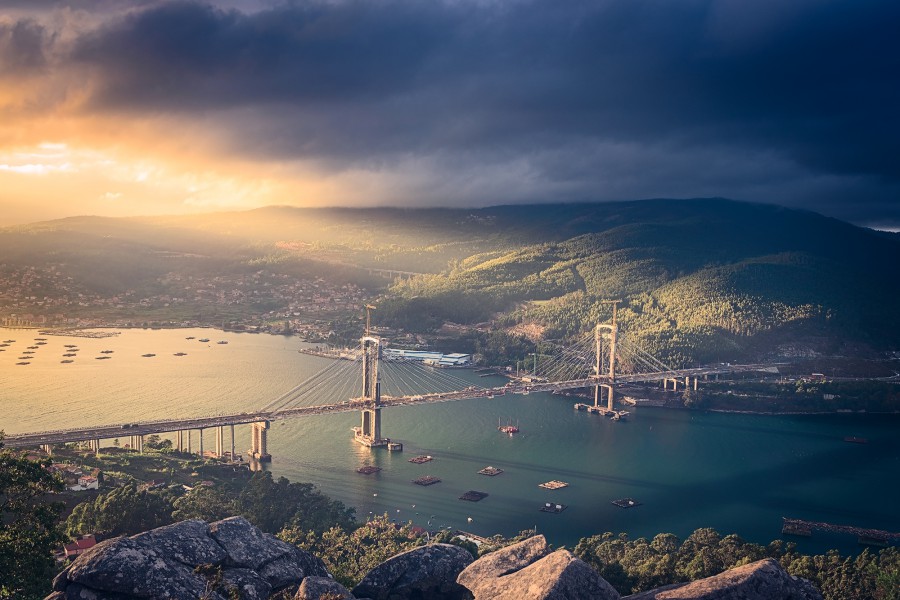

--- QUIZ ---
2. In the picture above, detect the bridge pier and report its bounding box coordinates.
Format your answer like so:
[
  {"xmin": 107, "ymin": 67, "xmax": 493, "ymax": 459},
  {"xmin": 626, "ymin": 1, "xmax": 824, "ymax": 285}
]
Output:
[
  {"xmin": 215, "ymin": 426, "xmax": 224, "ymax": 458},
  {"xmin": 248, "ymin": 421, "xmax": 271, "ymax": 462},
  {"xmin": 230, "ymin": 424, "xmax": 236, "ymax": 461},
  {"xmin": 199, "ymin": 428, "xmax": 204, "ymax": 458},
  {"xmin": 176, "ymin": 430, "xmax": 183, "ymax": 453},
  {"xmin": 353, "ymin": 335, "xmax": 390, "ymax": 447},
  {"xmin": 40, "ymin": 443, "xmax": 52, "ymax": 456}
]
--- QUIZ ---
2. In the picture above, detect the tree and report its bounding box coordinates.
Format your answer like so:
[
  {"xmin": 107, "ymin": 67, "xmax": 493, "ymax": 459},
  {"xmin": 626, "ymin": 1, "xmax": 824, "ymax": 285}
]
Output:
[
  {"xmin": 172, "ymin": 486, "xmax": 235, "ymax": 522},
  {"xmin": 66, "ymin": 483, "xmax": 174, "ymax": 537},
  {"xmin": 237, "ymin": 472, "xmax": 355, "ymax": 534},
  {"xmin": 0, "ymin": 433, "xmax": 66, "ymax": 600}
]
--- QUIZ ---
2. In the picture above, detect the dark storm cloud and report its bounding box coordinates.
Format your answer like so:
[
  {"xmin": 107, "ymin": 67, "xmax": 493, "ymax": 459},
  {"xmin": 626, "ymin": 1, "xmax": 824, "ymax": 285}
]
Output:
[
  {"xmin": 11, "ymin": 0, "xmax": 900, "ymax": 223},
  {"xmin": 0, "ymin": 19, "xmax": 50, "ymax": 75}
]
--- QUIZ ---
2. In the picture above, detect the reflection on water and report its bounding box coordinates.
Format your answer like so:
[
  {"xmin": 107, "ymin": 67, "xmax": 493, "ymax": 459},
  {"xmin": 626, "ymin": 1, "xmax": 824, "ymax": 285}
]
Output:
[{"xmin": 2, "ymin": 327, "xmax": 898, "ymax": 555}]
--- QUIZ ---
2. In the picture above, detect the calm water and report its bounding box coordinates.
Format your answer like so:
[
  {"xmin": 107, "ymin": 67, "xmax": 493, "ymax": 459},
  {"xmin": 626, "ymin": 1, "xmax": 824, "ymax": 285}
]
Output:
[{"xmin": 2, "ymin": 327, "xmax": 898, "ymax": 554}]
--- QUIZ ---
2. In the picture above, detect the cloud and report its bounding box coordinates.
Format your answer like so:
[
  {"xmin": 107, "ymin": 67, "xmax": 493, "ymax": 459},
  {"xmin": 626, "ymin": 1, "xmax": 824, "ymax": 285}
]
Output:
[{"xmin": 1, "ymin": 0, "xmax": 899, "ymax": 225}]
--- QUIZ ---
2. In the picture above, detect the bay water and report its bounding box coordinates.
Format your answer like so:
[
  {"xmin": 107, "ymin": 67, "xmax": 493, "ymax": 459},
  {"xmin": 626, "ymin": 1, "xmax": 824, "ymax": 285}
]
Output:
[{"xmin": 2, "ymin": 327, "xmax": 897, "ymax": 555}]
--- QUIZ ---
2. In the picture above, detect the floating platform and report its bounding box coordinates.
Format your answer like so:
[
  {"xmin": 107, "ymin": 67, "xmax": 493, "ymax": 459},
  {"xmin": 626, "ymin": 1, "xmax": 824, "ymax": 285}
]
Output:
[
  {"xmin": 459, "ymin": 490, "xmax": 489, "ymax": 502},
  {"xmin": 539, "ymin": 480, "xmax": 569, "ymax": 490},
  {"xmin": 611, "ymin": 498, "xmax": 642, "ymax": 508},
  {"xmin": 387, "ymin": 442, "xmax": 403, "ymax": 452},
  {"xmin": 478, "ymin": 466, "xmax": 504, "ymax": 476},
  {"xmin": 356, "ymin": 466, "xmax": 382, "ymax": 475},
  {"xmin": 540, "ymin": 502, "xmax": 567, "ymax": 514},
  {"xmin": 412, "ymin": 475, "xmax": 441, "ymax": 486},
  {"xmin": 409, "ymin": 455, "xmax": 433, "ymax": 464}
]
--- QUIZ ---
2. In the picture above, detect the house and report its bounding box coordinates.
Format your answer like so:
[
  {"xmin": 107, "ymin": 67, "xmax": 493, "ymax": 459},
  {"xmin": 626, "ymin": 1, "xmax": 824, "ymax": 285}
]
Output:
[{"xmin": 63, "ymin": 535, "xmax": 97, "ymax": 559}]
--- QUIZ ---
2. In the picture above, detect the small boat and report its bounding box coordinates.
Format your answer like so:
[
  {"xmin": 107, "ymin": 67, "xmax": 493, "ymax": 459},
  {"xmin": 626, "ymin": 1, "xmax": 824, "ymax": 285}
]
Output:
[
  {"xmin": 498, "ymin": 418, "xmax": 520, "ymax": 435},
  {"xmin": 843, "ymin": 436, "xmax": 869, "ymax": 444},
  {"xmin": 62, "ymin": 353, "xmax": 76, "ymax": 357},
  {"xmin": 3, "ymin": 339, "xmax": 14, "ymax": 343},
  {"xmin": 61, "ymin": 359, "xmax": 74, "ymax": 364},
  {"xmin": 27, "ymin": 345, "xmax": 38, "ymax": 349},
  {"xmin": 217, "ymin": 340, "xmax": 228, "ymax": 344},
  {"xmin": 22, "ymin": 350, "xmax": 35, "ymax": 354},
  {"xmin": 95, "ymin": 356, "xmax": 112, "ymax": 360},
  {"xmin": 174, "ymin": 352, "xmax": 187, "ymax": 356},
  {"xmin": 141, "ymin": 353, "xmax": 156, "ymax": 357},
  {"xmin": 198, "ymin": 338, "xmax": 210, "ymax": 343},
  {"xmin": 0, "ymin": 343, "xmax": 9, "ymax": 347},
  {"xmin": 16, "ymin": 361, "xmax": 30, "ymax": 365},
  {"xmin": 64, "ymin": 344, "xmax": 77, "ymax": 348},
  {"xmin": 35, "ymin": 341, "xmax": 47, "ymax": 345},
  {"xmin": 185, "ymin": 336, "xmax": 195, "ymax": 340},
  {"xmin": 34, "ymin": 337, "xmax": 47, "ymax": 341},
  {"xmin": 100, "ymin": 350, "xmax": 114, "ymax": 354}
]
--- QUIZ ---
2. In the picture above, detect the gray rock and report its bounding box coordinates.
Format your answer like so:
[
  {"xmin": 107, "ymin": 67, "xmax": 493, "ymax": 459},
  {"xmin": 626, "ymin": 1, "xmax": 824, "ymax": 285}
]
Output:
[
  {"xmin": 352, "ymin": 543, "xmax": 474, "ymax": 600},
  {"xmin": 65, "ymin": 536, "xmax": 209, "ymax": 598},
  {"xmin": 456, "ymin": 535, "xmax": 550, "ymax": 591},
  {"xmin": 132, "ymin": 519, "xmax": 226, "ymax": 567},
  {"xmin": 459, "ymin": 546, "xmax": 619, "ymax": 600},
  {"xmin": 624, "ymin": 558, "xmax": 822, "ymax": 599},
  {"xmin": 258, "ymin": 534, "xmax": 330, "ymax": 589},
  {"xmin": 296, "ymin": 576, "xmax": 355, "ymax": 599},
  {"xmin": 209, "ymin": 516, "xmax": 291, "ymax": 570},
  {"xmin": 43, "ymin": 593, "xmax": 66, "ymax": 600},
  {"xmin": 220, "ymin": 568, "xmax": 273, "ymax": 600},
  {"xmin": 62, "ymin": 582, "xmax": 141, "ymax": 599}
]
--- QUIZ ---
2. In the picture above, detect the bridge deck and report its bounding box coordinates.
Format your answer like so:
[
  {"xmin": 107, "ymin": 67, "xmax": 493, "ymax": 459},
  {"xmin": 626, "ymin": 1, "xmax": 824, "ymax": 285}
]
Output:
[{"xmin": 2, "ymin": 364, "xmax": 770, "ymax": 448}]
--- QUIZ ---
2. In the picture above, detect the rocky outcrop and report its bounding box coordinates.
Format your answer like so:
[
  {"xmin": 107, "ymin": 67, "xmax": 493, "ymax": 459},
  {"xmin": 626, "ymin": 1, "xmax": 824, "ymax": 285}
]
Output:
[
  {"xmin": 456, "ymin": 535, "xmax": 619, "ymax": 600},
  {"xmin": 46, "ymin": 522, "xmax": 822, "ymax": 600},
  {"xmin": 352, "ymin": 543, "xmax": 474, "ymax": 600},
  {"xmin": 624, "ymin": 558, "xmax": 822, "ymax": 600},
  {"xmin": 49, "ymin": 517, "xmax": 328, "ymax": 600}
]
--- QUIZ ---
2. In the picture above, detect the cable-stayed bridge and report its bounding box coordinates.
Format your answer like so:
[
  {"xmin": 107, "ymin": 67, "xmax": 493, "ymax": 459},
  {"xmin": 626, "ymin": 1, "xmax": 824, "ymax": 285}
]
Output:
[{"xmin": 3, "ymin": 319, "xmax": 773, "ymax": 459}]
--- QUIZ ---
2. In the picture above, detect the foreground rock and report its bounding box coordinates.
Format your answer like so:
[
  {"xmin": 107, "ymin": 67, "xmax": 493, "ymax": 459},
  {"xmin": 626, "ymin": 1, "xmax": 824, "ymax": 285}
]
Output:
[
  {"xmin": 352, "ymin": 543, "xmax": 474, "ymax": 600},
  {"xmin": 624, "ymin": 558, "xmax": 822, "ymax": 600},
  {"xmin": 48, "ymin": 517, "xmax": 328, "ymax": 600},
  {"xmin": 457, "ymin": 535, "xmax": 620, "ymax": 600},
  {"xmin": 297, "ymin": 576, "xmax": 355, "ymax": 599}
]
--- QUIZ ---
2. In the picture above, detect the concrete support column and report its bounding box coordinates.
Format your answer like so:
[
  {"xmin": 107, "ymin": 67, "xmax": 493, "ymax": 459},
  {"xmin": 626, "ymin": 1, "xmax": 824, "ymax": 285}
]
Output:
[
  {"xmin": 176, "ymin": 430, "xmax": 183, "ymax": 452},
  {"xmin": 187, "ymin": 430, "xmax": 192, "ymax": 454},
  {"xmin": 607, "ymin": 385, "xmax": 614, "ymax": 411},
  {"xmin": 694, "ymin": 377, "xmax": 699, "ymax": 391},
  {"xmin": 230, "ymin": 425, "xmax": 235, "ymax": 461},
  {"xmin": 93, "ymin": 439, "xmax": 100, "ymax": 456},
  {"xmin": 215, "ymin": 426, "xmax": 224, "ymax": 458},
  {"xmin": 249, "ymin": 421, "xmax": 271, "ymax": 462},
  {"xmin": 138, "ymin": 435, "xmax": 144, "ymax": 454},
  {"xmin": 684, "ymin": 376, "xmax": 690, "ymax": 389},
  {"xmin": 198, "ymin": 429, "xmax": 204, "ymax": 457}
]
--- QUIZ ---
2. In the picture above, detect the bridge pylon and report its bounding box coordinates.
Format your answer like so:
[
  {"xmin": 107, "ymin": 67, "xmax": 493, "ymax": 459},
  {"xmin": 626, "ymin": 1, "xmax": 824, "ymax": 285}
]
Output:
[
  {"xmin": 593, "ymin": 302, "xmax": 619, "ymax": 411},
  {"xmin": 248, "ymin": 421, "xmax": 272, "ymax": 462},
  {"xmin": 352, "ymin": 335, "xmax": 389, "ymax": 447}
]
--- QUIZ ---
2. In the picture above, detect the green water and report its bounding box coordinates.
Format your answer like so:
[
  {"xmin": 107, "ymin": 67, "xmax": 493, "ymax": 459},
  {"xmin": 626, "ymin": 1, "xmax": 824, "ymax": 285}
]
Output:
[{"xmin": 2, "ymin": 327, "xmax": 898, "ymax": 554}]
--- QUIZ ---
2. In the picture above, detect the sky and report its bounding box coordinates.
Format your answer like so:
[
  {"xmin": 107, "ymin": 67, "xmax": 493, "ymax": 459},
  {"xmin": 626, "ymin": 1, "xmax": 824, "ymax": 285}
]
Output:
[{"xmin": 1, "ymin": 0, "xmax": 898, "ymax": 229}]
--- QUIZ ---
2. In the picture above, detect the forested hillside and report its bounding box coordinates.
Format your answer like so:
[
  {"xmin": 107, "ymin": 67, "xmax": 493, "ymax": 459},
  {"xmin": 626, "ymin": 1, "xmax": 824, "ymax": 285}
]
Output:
[{"xmin": 377, "ymin": 201, "xmax": 900, "ymax": 365}]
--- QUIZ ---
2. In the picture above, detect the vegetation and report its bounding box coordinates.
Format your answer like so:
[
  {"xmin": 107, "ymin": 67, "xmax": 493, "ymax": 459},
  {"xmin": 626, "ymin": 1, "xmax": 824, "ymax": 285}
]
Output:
[
  {"xmin": 0, "ymin": 434, "xmax": 66, "ymax": 600},
  {"xmin": 574, "ymin": 528, "xmax": 900, "ymax": 600}
]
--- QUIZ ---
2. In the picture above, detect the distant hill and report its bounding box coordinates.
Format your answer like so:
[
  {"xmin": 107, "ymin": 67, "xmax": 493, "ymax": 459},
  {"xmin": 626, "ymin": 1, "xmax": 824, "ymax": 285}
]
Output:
[{"xmin": 1, "ymin": 199, "xmax": 897, "ymax": 364}]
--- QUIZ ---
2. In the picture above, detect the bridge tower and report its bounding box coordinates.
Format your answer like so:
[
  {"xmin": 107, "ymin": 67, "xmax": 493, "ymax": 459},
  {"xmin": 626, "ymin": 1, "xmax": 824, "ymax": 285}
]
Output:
[
  {"xmin": 353, "ymin": 335, "xmax": 388, "ymax": 447},
  {"xmin": 248, "ymin": 421, "xmax": 271, "ymax": 462},
  {"xmin": 594, "ymin": 301, "xmax": 620, "ymax": 411}
]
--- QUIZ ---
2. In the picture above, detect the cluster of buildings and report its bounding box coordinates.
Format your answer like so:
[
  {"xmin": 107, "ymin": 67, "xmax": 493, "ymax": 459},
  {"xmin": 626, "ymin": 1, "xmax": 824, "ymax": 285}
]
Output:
[
  {"xmin": 47, "ymin": 463, "xmax": 102, "ymax": 492},
  {"xmin": 382, "ymin": 348, "xmax": 472, "ymax": 366},
  {"xmin": 0, "ymin": 263, "xmax": 369, "ymax": 339}
]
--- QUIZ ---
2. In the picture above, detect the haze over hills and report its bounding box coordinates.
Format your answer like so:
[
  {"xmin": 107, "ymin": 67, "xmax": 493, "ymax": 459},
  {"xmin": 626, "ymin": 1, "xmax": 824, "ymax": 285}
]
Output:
[{"xmin": 2, "ymin": 198, "xmax": 898, "ymax": 365}]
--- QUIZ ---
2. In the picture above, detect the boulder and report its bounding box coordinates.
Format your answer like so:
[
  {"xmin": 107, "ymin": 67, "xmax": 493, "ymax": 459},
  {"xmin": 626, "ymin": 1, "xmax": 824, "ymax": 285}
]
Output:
[
  {"xmin": 352, "ymin": 543, "xmax": 474, "ymax": 600},
  {"xmin": 60, "ymin": 583, "xmax": 142, "ymax": 599},
  {"xmin": 209, "ymin": 516, "xmax": 290, "ymax": 570},
  {"xmin": 623, "ymin": 558, "xmax": 821, "ymax": 599},
  {"xmin": 132, "ymin": 519, "xmax": 226, "ymax": 567},
  {"xmin": 457, "ymin": 535, "xmax": 550, "ymax": 590},
  {"xmin": 63, "ymin": 536, "xmax": 210, "ymax": 598},
  {"xmin": 296, "ymin": 576, "xmax": 355, "ymax": 599},
  {"xmin": 458, "ymin": 544, "xmax": 619, "ymax": 600},
  {"xmin": 258, "ymin": 534, "xmax": 330, "ymax": 589}
]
